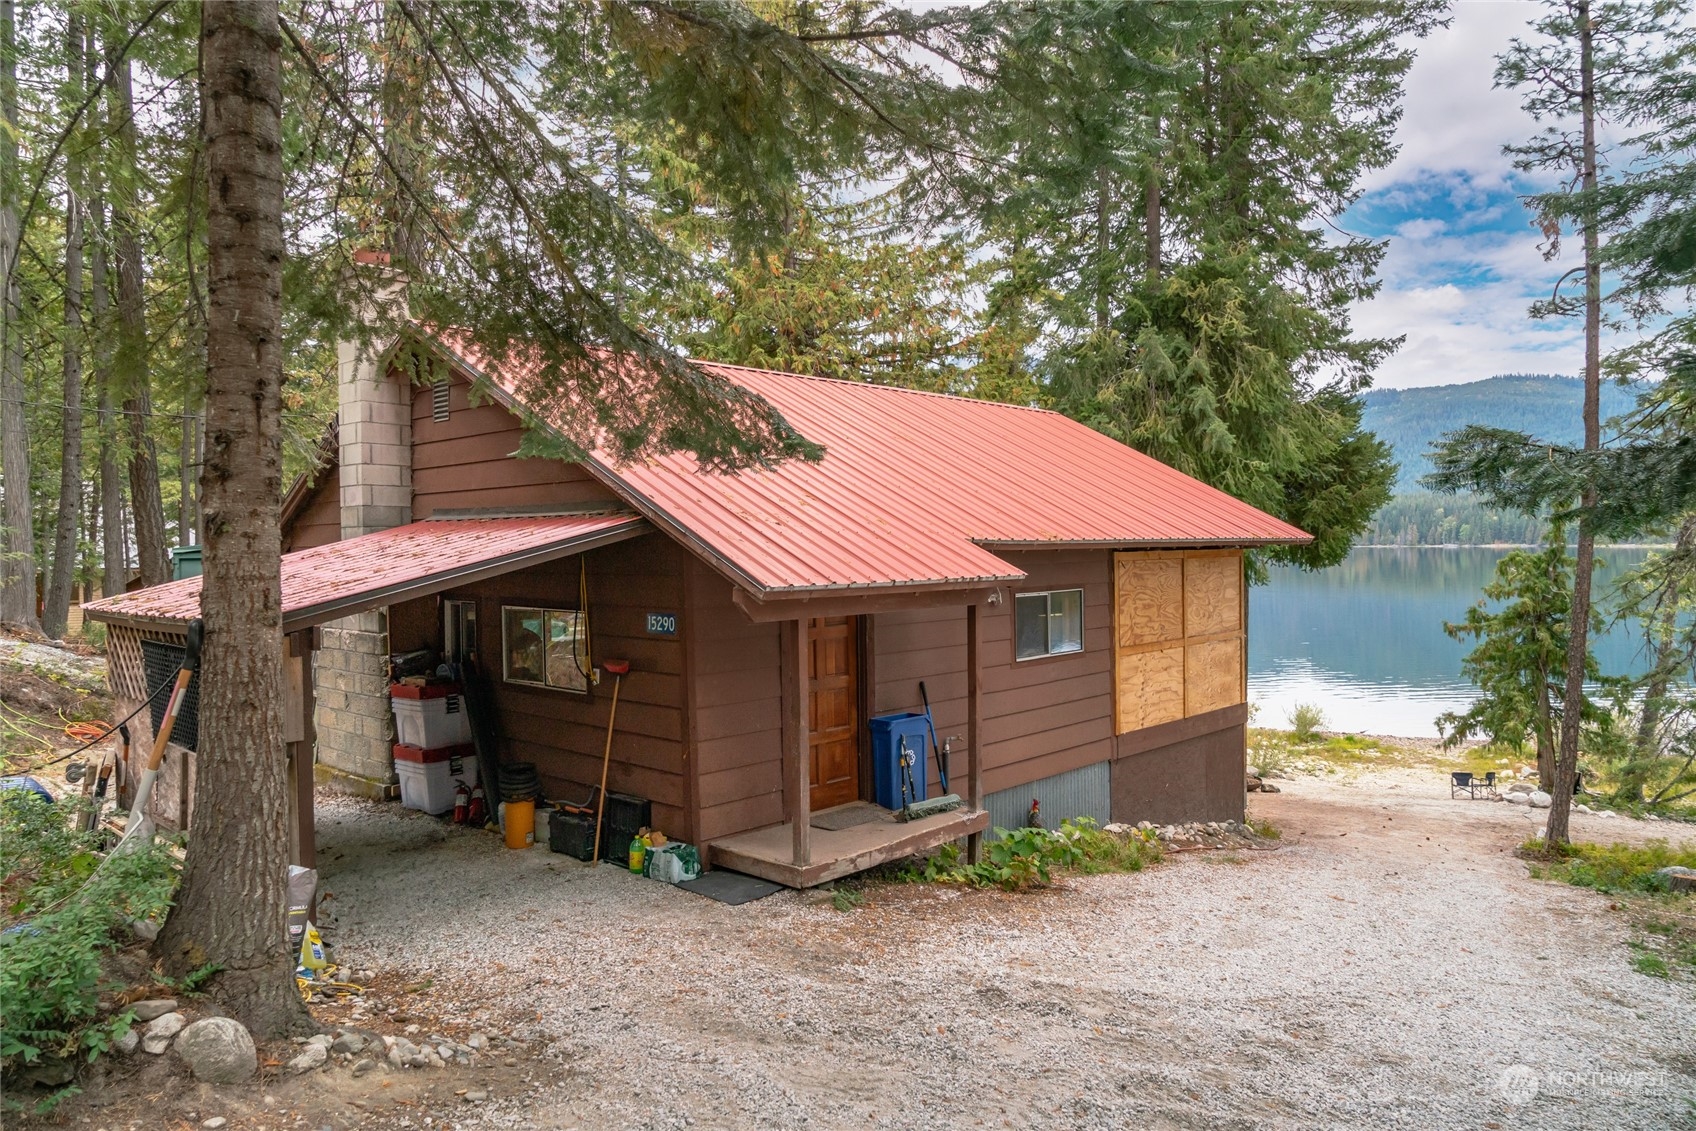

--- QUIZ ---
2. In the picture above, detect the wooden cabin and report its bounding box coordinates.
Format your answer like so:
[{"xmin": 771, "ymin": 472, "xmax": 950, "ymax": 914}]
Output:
[{"xmin": 85, "ymin": 328, "xmax": 1307, "ymax": 887}]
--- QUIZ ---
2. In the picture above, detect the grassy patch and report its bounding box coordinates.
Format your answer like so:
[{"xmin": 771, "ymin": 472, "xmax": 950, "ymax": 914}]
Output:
[
  {"xmin": 830, "ymin": 887, "xmax": 864, "ymax": 913},
  {"xmin": 1525, "ymin": 839, "xmax": 1696, "ymax": 984},
  {"xmin": 1630, "ymin": 945, "xmax": 1669, "ymax": 978},
  {"xmin": 1523, "ymin": 838, "xmax": 1696, "ymax": 894},
  {"xmin": 1245, "ymin": 816, "xmax": 1281, "ymax": 840}
]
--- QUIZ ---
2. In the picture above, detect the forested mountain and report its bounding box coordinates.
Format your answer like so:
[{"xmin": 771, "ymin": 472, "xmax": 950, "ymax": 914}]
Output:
[
  {"xmin": 1357, "ymin": 374, "xmax": 1647, "ymax": 545},
  {"xmin": 1361, "ymin": 374, "xmax": 1638, "ymax": 490}
]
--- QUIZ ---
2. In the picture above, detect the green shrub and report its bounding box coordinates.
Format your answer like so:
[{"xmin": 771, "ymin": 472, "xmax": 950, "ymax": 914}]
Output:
[
  {"xmin": 1, "ymin": 790, "xmax": 176, "ymax": 1104},
  {"xmin": 1288, "ymin": 703, "xmax": 1326, "ymax": 742},
  {"xmin": 1524, "ymin": 838, "xmax": 1696, "ymax": 894},
  {"xmin": 906, "ymin": 818, "xmax": 1161, "ymax": 891}
]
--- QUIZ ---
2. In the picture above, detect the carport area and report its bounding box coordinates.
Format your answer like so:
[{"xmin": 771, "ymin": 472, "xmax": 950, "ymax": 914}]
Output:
[{"xmin": 80, "ymin": 511, "xmax": 650, "ymax": 871}]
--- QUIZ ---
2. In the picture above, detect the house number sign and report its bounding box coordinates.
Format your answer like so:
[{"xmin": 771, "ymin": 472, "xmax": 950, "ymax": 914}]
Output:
[{"xmin": 645, "ymin": 612, "xmax": 678, "ymax": 637}]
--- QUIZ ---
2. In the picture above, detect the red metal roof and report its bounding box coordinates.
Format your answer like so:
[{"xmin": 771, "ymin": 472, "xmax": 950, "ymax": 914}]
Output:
[
  {"xmin": 84, "ymin": 513, "xmax": 647, "ymax": 629},
  {"xmin": 434, "ymin": 335, "xmax": 1309, "ymax": 595}
]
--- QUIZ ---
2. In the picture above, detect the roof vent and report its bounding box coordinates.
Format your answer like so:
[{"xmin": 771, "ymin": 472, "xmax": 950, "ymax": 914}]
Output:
[{"xmin": 431, "ymin": 379, "xmax": 451, "ymax": 422}]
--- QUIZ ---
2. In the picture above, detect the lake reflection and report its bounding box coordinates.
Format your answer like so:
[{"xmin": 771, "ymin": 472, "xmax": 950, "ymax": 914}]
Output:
[{"xmin": 1247, "ymin": 547, "xmax": 1657, "ymax": 738}]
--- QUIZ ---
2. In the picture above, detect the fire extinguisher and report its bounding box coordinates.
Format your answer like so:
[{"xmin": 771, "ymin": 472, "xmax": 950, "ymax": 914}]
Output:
[
  {"xmin": 467, "ymin": 783, "xmax": 487, "ymax": 827},
  {"xmin": 452, "ymin": 780, "xmax": 470, "ymax": 825}
]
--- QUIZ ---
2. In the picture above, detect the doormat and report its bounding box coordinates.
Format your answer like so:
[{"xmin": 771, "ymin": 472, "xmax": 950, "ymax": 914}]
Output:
[
  {"xmin": 676, "ymin": 870, "xmax": 785, "ymax": 905},
  {"xmin": 810, "ymin": 802, "xmax": 894, "ymax": 832}
]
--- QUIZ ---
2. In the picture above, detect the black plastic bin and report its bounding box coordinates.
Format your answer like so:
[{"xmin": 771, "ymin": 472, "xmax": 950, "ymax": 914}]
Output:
[
  {"xmin": 600, "ymin": 792, "xmax": 652, "ymax": 863},
  {"xmin": 548, "ymin": 809, "xmax": 597, "ymax": 861}
]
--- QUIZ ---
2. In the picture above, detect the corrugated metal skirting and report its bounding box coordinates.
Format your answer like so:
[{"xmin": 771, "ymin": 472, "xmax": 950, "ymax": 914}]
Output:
[{"xmin": 985, "ymin": 760, "xmax": 1111, "ymax": 839}]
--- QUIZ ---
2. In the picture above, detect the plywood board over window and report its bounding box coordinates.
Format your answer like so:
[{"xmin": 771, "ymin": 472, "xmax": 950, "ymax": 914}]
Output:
[{"xmin": 1112, "ymin": 550, "xmax": 1245, "ymax": 733}]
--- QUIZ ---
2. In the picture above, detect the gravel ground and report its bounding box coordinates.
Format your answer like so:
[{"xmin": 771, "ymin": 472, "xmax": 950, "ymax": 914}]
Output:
[{"xmin": 315, "ymin": 773, "xmax": 1696, "ymax": 1131}]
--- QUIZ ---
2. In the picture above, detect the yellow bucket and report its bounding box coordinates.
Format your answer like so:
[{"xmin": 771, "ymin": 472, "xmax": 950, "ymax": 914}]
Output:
[{"xmin": 504, "ymin": 798, "xmax": 535, "ymax": 849}]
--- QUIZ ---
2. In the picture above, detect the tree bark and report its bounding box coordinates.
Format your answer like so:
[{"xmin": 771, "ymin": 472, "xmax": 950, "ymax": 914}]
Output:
[
  {"xmin": 158, "ymin": 0, "xmax": 307, "ymax": 1038},
  {"xmin": 108, "ymin": 46, "xmax": 170, "ymax": 587},
  {"xmin": 44, "ymin": 13, "xmax": 88, "ymax": 639},
  {"xmin": 0, "ymin": 0, "xmax": 39, "ymax": 632},
  {"xmin": 92, "ymin": 202, "xmax": 126, "ymax": 598},
  {"xmin": 1546, "ymin": 0, "xmax": 1598, "ymax": 848}
]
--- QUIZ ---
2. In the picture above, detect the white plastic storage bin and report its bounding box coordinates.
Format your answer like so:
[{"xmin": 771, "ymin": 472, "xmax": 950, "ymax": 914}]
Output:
[
  {"xmin": 392, "ymin": 694, "xmax": 472, "ymax": 748},
  {"xmin": 394, "ymin": 743, "xmax": 478, "ymax": 814}
]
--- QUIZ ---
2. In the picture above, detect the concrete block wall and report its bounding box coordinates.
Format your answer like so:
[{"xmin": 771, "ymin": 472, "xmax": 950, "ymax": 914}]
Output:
[{"xmin": 315, "ymin": 324, "xmax": 413, "ymax": 795}]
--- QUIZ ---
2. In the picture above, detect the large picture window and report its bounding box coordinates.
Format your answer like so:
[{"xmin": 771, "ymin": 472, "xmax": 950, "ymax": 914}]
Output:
[
  {"xmin": 1014, "ymin": 589, "xmax": 1084, "ymax": 660},
  {"xmin": 502, "ymin": 606, "xmax": 587, "ymax": 692}
]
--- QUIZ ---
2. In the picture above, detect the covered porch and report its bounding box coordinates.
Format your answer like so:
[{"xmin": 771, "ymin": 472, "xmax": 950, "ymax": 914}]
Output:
[
  {"xmin": 710, "ymin": 803, "xmax": 990, "ymax": 888},
  {"xmin": 715, "ymin": 596, "xmax": 992, "ymax": 888}
]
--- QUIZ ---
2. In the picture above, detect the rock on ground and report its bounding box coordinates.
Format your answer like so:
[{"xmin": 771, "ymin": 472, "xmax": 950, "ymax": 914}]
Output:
[
  {"xmin": 285, "ymin": 1043, "xmax": 329, "ymax": 1074},
  {"xmin": 174, "ymin": 1017, "xmax": 257, "ymax": 1084}
]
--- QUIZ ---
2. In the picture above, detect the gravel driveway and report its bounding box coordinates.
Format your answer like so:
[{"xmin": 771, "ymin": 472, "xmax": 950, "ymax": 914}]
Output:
[{"xmin": 315, "ymin": 772, "xmax": 1696, "ymax": 1131}]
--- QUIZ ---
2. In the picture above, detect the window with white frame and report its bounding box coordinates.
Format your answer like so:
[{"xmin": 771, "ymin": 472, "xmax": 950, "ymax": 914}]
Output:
[
  {"xmin": 1014, "ymin": 589, "xmax": 1084, "ymax": 660},
  {"xmin": 502, "ymin": 606, "xmax": 587, "ymax": 692}
]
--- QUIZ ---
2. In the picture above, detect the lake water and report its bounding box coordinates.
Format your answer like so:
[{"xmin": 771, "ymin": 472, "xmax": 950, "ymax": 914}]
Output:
[{"xmin": 1248, "ymin": 547, "xmax": 1658, "ymax": 738}]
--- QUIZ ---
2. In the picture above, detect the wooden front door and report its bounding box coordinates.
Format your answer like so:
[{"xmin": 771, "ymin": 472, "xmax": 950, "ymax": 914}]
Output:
[{"xmin": 808, "ymin": 616, "xmax": 861, "ymax": 811}]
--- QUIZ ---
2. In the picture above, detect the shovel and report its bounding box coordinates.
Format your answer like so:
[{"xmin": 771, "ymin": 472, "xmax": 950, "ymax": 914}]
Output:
[{"xmin": 116, "ymin": 619, "xmax": 203, "ymax": 850}]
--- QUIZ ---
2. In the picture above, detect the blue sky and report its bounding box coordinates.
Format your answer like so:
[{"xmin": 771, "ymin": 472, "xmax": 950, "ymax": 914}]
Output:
[{"xmin": 1345, "ymin": 1, "xmax": 1608, "ymax": 389}]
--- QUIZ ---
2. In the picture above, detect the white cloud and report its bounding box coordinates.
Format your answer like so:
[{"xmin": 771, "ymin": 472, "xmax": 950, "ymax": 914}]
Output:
[{"xmin": 1363, "ymin": 1, "xmax": 1544, "ymax": 193}]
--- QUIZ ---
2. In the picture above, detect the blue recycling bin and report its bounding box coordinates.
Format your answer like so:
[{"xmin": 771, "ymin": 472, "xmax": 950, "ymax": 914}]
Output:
[{"xmin": 869, "ymin": 712, "xmax": 930, "ymax": 810}]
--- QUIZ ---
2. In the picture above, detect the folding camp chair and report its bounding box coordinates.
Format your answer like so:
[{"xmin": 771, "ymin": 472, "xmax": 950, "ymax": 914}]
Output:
[
  {"xmin": 1449, "ymin": 771, "xmax": 1476, "ymax": 799},
  {"xmin": 1477, "ymin": 771, "xmax": 1499, "ymax": 799}
]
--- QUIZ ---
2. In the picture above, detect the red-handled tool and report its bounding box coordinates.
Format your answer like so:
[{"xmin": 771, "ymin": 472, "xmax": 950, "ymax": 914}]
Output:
[
  {"xmin": 117, "ymin": 619, "xmax": 203, "ymax": 848},
  {"xmin": 590, "ymin": 659, "xmax": 630, "ymax": 866}
]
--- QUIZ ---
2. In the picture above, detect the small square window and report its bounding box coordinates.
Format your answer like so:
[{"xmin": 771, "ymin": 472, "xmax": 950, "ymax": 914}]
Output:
[
  {"xmin": 1014, "ymin": 589, "xmax": 1084, "ymax": 660},
  {"xmin": 502, "ymin": 605, "xmax": 587, "ymax": 692}
]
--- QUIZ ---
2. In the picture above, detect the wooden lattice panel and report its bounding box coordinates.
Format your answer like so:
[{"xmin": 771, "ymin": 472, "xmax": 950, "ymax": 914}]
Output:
[
  {"xmin": 1115, "ymin": 554, "xmax": 1184, "ymax": 647},
  {"xmin": 1116, "ymin": 646, "xmax": 1185, "ymax": 732},
  {"xmin": 1185, "ymin": 637, "xmax": 1243, "ymax": 717},
  {"xmin": 1184, "ymin": 554, "xmax": 1241, "ymax": 638},
  {"xmin": 103, "ymin": 622, "xmax": 187, "ymax": 701}
]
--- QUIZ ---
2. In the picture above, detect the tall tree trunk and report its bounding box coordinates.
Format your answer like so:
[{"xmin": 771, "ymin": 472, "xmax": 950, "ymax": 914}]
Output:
[
  {"xmin": 159, "ymin": 0, "xmax": 308, "ymax": 1037},
  {"xmin": 1547, "ymin": 0, "xmax": 1598, "ymax": 848},
  {"xmin": 0, "ymin": 0, "xmax": 39, "ymax": 632},
  {"xmin": 108, "ymin": 47, "xmax": 170, "ymax": 586},
  {"xmin": 93, "ymin": 209, "xmax": 125, "ymax": 597},
  {"xmin": 1144, "ymin": 116, "xmax": 1161, "ymax": 282},
  {"xmin": 44, "ymin": 13, "xmax": 88, "ymax": 639}
]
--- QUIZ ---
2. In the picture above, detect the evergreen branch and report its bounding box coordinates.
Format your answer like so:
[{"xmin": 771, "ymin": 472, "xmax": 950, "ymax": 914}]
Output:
[{"xmin": 8, "ymin": 0, "xmax": 173, "ymax": 277}]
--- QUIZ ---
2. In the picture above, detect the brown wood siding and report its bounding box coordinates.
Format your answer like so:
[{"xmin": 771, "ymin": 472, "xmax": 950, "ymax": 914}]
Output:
[
  {"xmin": 868, "ymin": 549, "xmax": 1115, "ymax": 798},
  {"xmin": 410, "ymin": 372, "xmax": 618, "ymax": 518},
  {"xmin": 976, "ymin": 549, "xmax": 1115, "ymax": 794},
  {"xmin": 871, "ymin": 603, "xmax": 965, "ymax": 796},
  {"xmin": 686, "ymin": 557, "xmax": 787, "ymax": 843},
  {"xmin": 283, "ymin": 465, "xmax": 341, "ymax": 551},
  {"xmin": 431, "ymin": 533, "xmax": 690, "ymax": 837}
]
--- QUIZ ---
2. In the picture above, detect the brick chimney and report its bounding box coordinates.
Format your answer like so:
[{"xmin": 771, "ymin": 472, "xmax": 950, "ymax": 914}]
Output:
[{"xmin": 315, "ymin": 263, "xmax": 412, "ymax": 798}]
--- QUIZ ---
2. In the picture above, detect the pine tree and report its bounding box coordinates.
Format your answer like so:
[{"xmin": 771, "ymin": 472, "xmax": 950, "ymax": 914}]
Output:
[
  {"xmin": 1428, "ymin": 0, "xmax": 1689, "ymax": 845},
  {"xmin": 950, "ymin": 2, "xmax": 1444, "ymax": 570}
]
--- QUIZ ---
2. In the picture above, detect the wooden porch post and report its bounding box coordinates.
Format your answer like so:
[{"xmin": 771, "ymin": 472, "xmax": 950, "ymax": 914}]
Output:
[
  {"xmin": 781, "ymin": 617, "xmax": 811, "ymax": 868},
  {"xmin": 285, "ymin": 630, "xmax": 317, "ymax": 869},
  {"xmin": 966, "ymin": 601, "xmax": 984, "ymax": 864}
]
